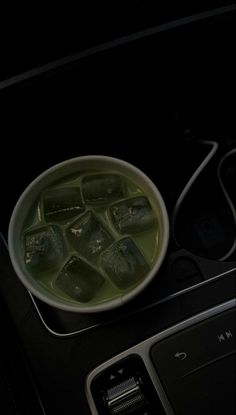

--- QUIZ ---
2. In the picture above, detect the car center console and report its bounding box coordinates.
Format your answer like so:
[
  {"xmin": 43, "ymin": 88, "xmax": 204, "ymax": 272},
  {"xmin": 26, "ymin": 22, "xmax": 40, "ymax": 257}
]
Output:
[
  {"xmin": 0, "ymin": 232, "xmax": 235, "ymax": 414},
  {"xmin": 0, "ymin": 3, "xmax": 235, "ymax": 415},
  {"xmin": 87, "ymin": 301, "xmax": 235, "ymax": 415}
]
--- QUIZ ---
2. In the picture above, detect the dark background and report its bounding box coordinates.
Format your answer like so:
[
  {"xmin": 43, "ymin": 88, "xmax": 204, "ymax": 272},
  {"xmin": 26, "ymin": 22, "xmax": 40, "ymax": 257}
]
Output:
[
  {"xmin": 0, "ymin": 3, "xmax": 235, "ymax": 414},
  {"xmin": 0, "ymin": 0, "xmax": 235, "ymax": 80},
  {"xmin": 1, "ymin": 7, "xmax": 235, "ymax": 237}
]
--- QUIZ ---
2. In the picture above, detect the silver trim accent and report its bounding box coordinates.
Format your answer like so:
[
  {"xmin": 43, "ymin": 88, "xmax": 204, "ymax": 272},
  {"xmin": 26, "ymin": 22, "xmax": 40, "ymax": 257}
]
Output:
[
  {"xmin": 28, "ymin": 267, "xmax": 236, "ymax": 337},
  {"xmin": 108, "ymin": 386, "xmax": 140, "ymax": 407},
  {"xmin": 0, "ymin": 5, "xmax": 235, "ymax": 90},
  {"xmin": 106, "ymin": 377, "xmax": 138, "ymax": 401},
  {"xmin": 86, "ymin": 299, "xmax": 236, "ymax": 415},
  {"xmin": 28, "ymin": 292, "xmax": 100, "ymax": 337}
]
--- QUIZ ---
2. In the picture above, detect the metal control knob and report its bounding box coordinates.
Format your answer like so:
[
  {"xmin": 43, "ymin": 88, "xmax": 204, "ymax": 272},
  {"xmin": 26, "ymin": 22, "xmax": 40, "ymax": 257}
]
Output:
[
  {"xmin": 104, "ymin": 375, "xmax": 146, "ymax": 415},
  {"xmin": 89, "ymin": 355, "xmax": 166, "ymax": 415}
]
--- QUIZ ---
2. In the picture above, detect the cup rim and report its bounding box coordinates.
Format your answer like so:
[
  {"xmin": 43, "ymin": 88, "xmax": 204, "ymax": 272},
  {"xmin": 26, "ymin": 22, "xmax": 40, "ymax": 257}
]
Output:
[{"xmin": 8, "ymin": 155, "xmax": 169, "ymax": 313}]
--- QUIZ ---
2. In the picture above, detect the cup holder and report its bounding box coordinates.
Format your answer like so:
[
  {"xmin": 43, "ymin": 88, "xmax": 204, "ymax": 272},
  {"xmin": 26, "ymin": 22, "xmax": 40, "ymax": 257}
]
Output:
[{"xmin": 2, "ymin": 140, "xmax": 235, "ymax": 338}]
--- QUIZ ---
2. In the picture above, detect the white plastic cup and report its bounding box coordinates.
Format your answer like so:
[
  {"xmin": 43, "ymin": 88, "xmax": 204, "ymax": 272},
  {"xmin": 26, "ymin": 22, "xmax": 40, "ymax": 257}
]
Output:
[{"xmin": 8, "ymin": 156, "xmax": 169, "ymax": 313}]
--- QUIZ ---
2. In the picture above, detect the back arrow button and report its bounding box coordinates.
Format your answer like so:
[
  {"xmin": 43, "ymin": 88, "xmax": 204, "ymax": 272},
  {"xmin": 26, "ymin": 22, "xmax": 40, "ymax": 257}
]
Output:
[{"xmin": 174, "ymin": 352, "xmax": 187, "ymax": 360}]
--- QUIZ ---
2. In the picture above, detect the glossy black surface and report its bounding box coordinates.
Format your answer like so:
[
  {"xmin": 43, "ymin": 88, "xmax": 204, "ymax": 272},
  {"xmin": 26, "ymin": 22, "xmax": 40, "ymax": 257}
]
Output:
[
  {"xmin": 151, "ymin": 308, "xmax": 236, "ymax": 381},
  {"xmin": 0, "ymin": 2, "xmax": 235, "ymax": 81},
  {"xmin": 0, "ymin": 6, "xmax": 235, "ymax": 415},
  {"xmin": 0, "ymin": 235, "xmax": 235, "ymax": 414}
]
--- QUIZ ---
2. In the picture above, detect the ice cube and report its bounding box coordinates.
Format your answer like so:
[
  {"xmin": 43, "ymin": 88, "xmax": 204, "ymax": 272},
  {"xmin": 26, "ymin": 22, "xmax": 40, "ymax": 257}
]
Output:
[
  {"xmin": 42, "ymin": 187, "xmax": 85, "ymax": 222},
  {"xmin": 82, "ymin": 174, "xmax": 124, "ymax": 205},
  {"xmin": 24, "ymin": 225, "xmax": 66, "ymax": 273},
  {"xmin": 56, "ymin": 255, "xmax": 105, "ymax": 302},
  {"xmin": 100, "ymin": 237, "xmax": 149, "ymax": 289},
  {"xmin": 66, "ymin": 211, "xmax": 113, "ymax": 259},
  {"xmin": 109, "ymin": 196, "xmax": 155, "ymax": 234}
]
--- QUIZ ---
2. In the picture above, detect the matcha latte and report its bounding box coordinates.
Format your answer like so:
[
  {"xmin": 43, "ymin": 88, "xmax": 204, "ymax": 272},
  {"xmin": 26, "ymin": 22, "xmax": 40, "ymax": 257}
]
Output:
[{"xmin": 8, "ymin": 156, "xmax": 169, "ymax": 312}]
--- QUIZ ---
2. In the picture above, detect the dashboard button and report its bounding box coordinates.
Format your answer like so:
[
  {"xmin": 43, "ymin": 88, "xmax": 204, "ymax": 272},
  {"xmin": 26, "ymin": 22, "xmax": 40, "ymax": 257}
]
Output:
[{"xmin": 151, "ymin": 308, "xmax": 235, "ymax": 383}]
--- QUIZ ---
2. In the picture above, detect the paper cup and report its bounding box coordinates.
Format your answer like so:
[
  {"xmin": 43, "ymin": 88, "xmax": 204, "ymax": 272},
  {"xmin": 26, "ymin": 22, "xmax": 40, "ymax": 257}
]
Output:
[{"xmin": 8, "ymin": 156, "xmax": 169, "ymax": 313}]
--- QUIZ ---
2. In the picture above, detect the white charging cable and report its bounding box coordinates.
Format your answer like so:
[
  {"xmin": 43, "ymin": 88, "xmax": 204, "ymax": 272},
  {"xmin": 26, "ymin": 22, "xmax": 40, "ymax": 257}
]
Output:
[
  {"xmin": 217, "ymin": 148, "xmax": 236, "ymax": 261},
  {"xmin": 171, "ymin": 139, "xmax": 219, "ymax": 247}
]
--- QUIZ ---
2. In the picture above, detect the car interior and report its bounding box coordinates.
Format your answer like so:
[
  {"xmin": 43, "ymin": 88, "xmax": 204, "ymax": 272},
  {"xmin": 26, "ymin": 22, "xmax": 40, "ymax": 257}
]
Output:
[{"xmin": 0, "ymin": 1, "xmax": 235, "ymax": 414}]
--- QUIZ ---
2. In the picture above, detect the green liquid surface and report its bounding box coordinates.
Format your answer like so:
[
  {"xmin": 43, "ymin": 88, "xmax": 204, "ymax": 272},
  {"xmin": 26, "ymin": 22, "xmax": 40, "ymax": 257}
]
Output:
[{"xmin": 22, "ymin": 170, "xmax": 161, "ymax": 307}]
